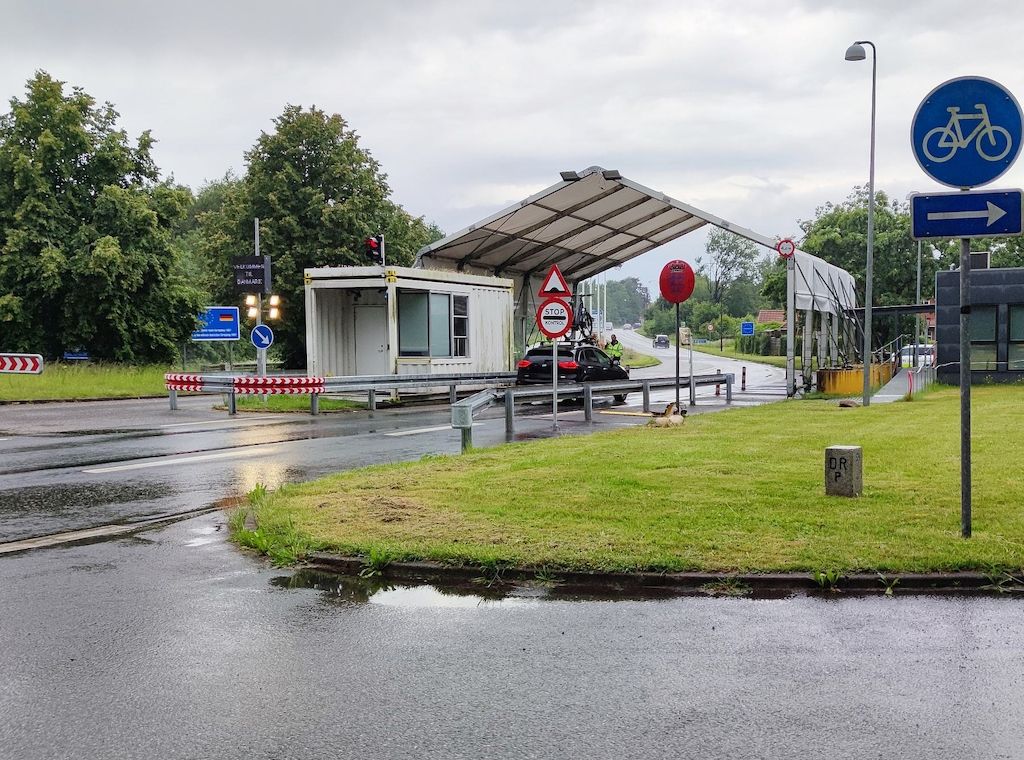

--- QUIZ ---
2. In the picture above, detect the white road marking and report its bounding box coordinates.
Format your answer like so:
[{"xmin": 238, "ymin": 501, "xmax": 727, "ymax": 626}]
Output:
[
  {"xmin": 159, "ymin": 416, "xmax": 288, "ymax": 428},
  {"xmin": 0, "ymin": 437, "xmax": 9, "ymax": 442},
  {"xmin": 83, "ymin": 446, "xmax": 278, "ymax": 474},
  {"xmin": 385, "ymin": 423, "xmax": 481, "ymax": 437}
]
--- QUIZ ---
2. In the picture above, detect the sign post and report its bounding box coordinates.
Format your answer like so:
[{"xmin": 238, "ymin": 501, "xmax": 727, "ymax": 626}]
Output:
[
  {"xmin": 536, "ymin": 266, "xmax": 574, "ymax": 431},
  {"xmin": 659, "ymin": 260, "xmax": 696, "ymax": 409},
  {"xmin": 911, "ymin": 76, "xmax": 1024, "ymax": 538},
  {"xmin": 776, "ymin": 239, "xmax": 796, "ymax": 397}
]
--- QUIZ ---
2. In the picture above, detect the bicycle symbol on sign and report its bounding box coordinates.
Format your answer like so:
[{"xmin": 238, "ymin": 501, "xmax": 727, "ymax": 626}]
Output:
[{"xmin": 922, "ymin": 103, "xmax": 1013, "ymax": 163}]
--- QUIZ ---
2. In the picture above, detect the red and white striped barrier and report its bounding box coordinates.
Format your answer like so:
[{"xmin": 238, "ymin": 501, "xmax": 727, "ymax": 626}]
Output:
[
  {"xmin": 165, "ymin": 373, "xmax": 204, "ymax": 385},
  {"xmin": 232, "ymin": 385, "xmax": 325, "ymax": 395},
  {"xmin": 0, "ymin": 353, "xmax": 43, "ymax": 374},
  {"xmin": 233, "ymin": 375, "xmax": 325, "ymax": 387}
]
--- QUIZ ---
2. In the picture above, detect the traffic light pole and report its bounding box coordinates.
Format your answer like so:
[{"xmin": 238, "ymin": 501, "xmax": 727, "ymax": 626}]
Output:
[{"xmin": 255, "ymin": 218, "xmax": 266, "ymax": 378}]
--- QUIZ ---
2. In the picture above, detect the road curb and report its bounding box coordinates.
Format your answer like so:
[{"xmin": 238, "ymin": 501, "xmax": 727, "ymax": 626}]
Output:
[{"xmin": 305, "ymin": 552, "xmax": 1010, "ymax": 595}]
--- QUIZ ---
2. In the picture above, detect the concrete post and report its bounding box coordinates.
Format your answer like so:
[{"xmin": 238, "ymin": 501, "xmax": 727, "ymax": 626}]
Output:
[
  {"xmin": 169, "ymin": 389, "xmax": 178, "ymax": 411},
  {"xmin": 818, "ymin": 312, "xmax": 828, "ymax": 369},
  {"xmin": 825, "ymin": 445, "xmax": 863, "ymax": 497},
  {"xmin": 725, "ymin": 373, "xmax": 733, "ymax": 403},
  {"xmin": 368, "ymin": 389, "xmax": 376, "ymax": 411},
  {"xmin": 505, "ymin": 388, "xmax": 515, "ymax": 435},
  {"xmin": 802, "ymin": 309, "xmax": 814, "ymax": 389}
]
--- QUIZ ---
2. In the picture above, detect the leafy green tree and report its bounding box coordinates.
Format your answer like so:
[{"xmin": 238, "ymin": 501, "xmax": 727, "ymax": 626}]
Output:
[
  {"xmin": 697, "ymin": 228, "xmax": 761, "ymax": 307},
  {"xmin": 201, "ymin": 106, "xmax": 443, "ymax": 367},
  {"xmin": 0, "ymin": 71, "xmax": 204, "ymax": 361},
  {"xmin": 604, "ymin": 277, "xmax": 650, "ymax": 325}
]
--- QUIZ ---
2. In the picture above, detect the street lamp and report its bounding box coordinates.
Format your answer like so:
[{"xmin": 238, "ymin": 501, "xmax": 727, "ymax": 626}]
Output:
[{"xmin": 845, "ymin": 39, "xmax": 876, "ymax": 407}]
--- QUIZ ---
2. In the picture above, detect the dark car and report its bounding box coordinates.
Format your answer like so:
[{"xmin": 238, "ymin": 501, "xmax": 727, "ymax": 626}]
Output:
[
  {"xmin": 653, "ymin": 334, "xmax": 670, "ymax": 348},
  {"xmin": 516, "ymin": 344, "xmax": 630, "ymax": 402}
]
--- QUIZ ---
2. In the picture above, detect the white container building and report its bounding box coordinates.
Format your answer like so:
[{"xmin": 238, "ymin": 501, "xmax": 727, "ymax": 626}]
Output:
[{"xmin": 303, "ymin": 265, "xmax": 514, "ymax": 377}]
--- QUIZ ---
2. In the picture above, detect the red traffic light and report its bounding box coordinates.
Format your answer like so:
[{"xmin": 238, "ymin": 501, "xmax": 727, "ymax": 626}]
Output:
[{"xmin": 365, "ymin": 237, "xmax": 379, "ymax": 251}]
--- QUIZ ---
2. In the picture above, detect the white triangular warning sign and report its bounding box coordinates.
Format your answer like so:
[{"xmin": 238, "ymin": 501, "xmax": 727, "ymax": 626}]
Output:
[{"xmin": 537, "ymin": 264, "xmax": 572, "ymax": 298}]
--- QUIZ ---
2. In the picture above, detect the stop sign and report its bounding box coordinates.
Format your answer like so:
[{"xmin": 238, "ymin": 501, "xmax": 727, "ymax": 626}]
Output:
[{"xmin": 659, "ymin": 260, "xmax": 695, "ymax": 304}]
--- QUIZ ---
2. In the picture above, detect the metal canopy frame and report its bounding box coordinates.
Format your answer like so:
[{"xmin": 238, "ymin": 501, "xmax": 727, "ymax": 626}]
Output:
[{"xmin": 415, "ymin": 166, "xmax": 781, "ymax": 284}]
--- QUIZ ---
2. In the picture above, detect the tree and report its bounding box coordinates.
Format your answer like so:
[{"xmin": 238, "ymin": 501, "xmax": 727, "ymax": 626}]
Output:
[
  {"xmin": 604, "ymin": 277, "xmax": 650, "ymax": 324},
  {"xmin": 697, "ymin": 228, "xmax": 761, "ymax": 308},
  {"xmin": 200, "ymin": 106, "xmax": 443, "ymax": 367},
  {"xmin": 0, "ymin": 72, "xmax": 204, "ymax": 361}
]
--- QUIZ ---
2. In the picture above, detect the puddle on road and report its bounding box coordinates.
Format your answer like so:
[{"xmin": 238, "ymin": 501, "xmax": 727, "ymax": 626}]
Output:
[{"xmin": 270, "ymin": 568, "xmax": 798, "ymax": 606}]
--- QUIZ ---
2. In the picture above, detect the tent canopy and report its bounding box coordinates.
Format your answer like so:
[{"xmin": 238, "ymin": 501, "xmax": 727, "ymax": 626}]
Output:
[{"xmin": 415, "ymin": 166, "xmax": 782, "ymax": 284}]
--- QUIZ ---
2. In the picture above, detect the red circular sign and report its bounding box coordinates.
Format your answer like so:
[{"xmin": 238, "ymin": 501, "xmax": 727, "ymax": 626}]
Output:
[
  {"xmin": 536, "ymin": 298, "xmax": 574, "ymax": 339},
  {"xmin": 776, "ymin": 238, "xmax": 796, "ymax": 258},
  {"xmin": 659, "ymin": 260, "xmax": 696, "ymax": 304}
]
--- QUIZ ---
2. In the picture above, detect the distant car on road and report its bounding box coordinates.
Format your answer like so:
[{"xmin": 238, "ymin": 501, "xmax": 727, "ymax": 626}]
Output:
[
  {"xmin": 621, "ymin": 323, "xmax": 632, "ymax": 330},
  {"xmin": 900, "ymin": 344, "xmax": 934, "ymax": 368},
  {"xmin": 652, "ymin": 334, "xmax": 670, "ymax": 349},
  {"xmin": 516, "ymin": 344, "xmax": 630, "ymax": 402}
]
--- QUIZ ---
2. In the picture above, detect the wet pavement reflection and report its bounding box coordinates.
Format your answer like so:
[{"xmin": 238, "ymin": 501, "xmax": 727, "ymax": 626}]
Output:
[{"xmin": 3, "ymin": 514, "xmax": 1024, "ymax": 760}]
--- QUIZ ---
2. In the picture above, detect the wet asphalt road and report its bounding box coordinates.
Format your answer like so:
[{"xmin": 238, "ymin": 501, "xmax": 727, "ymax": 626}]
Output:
[
  {"xmin": 3, "ymin": 514, "xmax": 1023, "ymax": 760},
  {"xmin": 0, "ymin": 345, "xmax": 784, "ymax": 544}
]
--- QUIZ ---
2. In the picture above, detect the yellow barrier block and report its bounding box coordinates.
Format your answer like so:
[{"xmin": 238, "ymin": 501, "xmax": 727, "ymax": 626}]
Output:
[{"xmin": 817, "ymin": 364, "xmax": 893, "ymax": 395}]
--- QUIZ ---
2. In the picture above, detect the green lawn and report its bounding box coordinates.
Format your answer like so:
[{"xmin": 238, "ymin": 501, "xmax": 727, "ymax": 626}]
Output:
[
  {"xmin": 623, "ymin": 348, "xmax": 660, "ymax": 369},
  {"xmin": 235, "ymin": 385, "xmax": 1024, "ymax": 574},
  {"xmin": 233, "ymin": 395, "xmax": 364, "ymax": 412},
  {"xmin": 689, "ymin": 339, "xmax": 795, "ymax": 369},
  {"xmin": 0, "ymin": 363, "xmax": 171, "ymax": 401}
]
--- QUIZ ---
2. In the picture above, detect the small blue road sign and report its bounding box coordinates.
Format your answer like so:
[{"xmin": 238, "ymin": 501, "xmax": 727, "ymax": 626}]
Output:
[
  {"xmin": 251, "ymin": 324, "xmax": 274, "ymax": 349},
  {"xmin": 192, "ymin": 306, "xmax": 240, "ymax": 341},
  {"xmin": 741, "ymin": 321, "xmax": 755, "ymax": 336},
  {"xmin": 912, "ymin": 77, "xmax": 1023, "ymax": 188},
  {"xmin": 911, "ymin": 189, "xmax": 1023, "ymax": 240}
]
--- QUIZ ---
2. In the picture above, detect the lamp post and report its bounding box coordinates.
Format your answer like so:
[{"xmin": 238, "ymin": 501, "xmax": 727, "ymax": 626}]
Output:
[{"xmin": 845, "ymin": 40, "xmax": 876, "ymax": 407}]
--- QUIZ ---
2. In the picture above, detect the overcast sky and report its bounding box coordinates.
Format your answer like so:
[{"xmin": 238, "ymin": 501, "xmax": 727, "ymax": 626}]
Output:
[{"xmin": 5, "ymin": 0, "xmax": 1024, "ymax": 293}]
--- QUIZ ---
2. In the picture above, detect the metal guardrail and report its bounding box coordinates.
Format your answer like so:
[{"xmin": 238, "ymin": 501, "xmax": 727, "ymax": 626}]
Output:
[
  {"xmin": 451, "ymin": 373, "xmax": 734, "ymax": 451},
  {"xmin": 166, "ymin": 371, "xmax": 518, "ymax": 415}
]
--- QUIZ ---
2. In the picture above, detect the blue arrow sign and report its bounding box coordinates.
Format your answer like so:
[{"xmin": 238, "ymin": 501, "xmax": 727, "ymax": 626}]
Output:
[
  {"xmin": 192, "ymin": 306, "xmax": 240, "ymax": 341},
  {"xmin": 740, "ymin": 321, "xmax": 755, "ymax": 336},
  {"xmin": 911, "ymin": 189, "xmax": 1023, "ymax": 240},
  {"xmin": 250, "ymin": 324, "xmax": 274, "ymax": 349},
  {"xmin": 912, "ymin": 77, "xmax": 1023, "ymax": 188}
]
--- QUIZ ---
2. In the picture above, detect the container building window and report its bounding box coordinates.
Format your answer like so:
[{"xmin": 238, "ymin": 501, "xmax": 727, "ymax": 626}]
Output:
[
  {"xmin": 1009, "ymin": 306, "xmax": 1024, "ymax": 370},
  {"xmin": 398, "ymin": 291, "xmax": 470, "ymax": 358}
]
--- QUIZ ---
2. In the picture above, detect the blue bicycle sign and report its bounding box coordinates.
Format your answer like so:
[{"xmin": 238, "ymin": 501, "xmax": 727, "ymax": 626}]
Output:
[{"xmin": 912, "ymin": 76, "xmax": 1023, "ymax": 188}]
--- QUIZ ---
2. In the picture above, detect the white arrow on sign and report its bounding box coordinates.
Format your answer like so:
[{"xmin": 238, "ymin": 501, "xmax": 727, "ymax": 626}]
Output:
[{"xmin": 927, "ymin": 201, "xmax": 1007, "ymax": 226}]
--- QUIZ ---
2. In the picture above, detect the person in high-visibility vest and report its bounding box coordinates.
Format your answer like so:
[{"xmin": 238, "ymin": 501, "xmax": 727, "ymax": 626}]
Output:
[{"xmin": 605, "ymin": 334, "xmax": 624, "ymax": 362}]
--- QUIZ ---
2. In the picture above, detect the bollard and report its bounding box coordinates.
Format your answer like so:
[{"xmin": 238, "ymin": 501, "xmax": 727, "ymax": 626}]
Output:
[
  {"xmin": 228, "ymin": 391, "xmax": 237, "ymax": 416},
  {"xmin": 716, "ymin": 369, "xmax": 721, "ymax": 396},
  {"xmin": 461, "ymin": 427, "xmax": 473, "ymax": 453},
  {"xmin": 505, "ymin": 388, "xmax": 516, "ymax": 435},
  {"xmin": 741, "ymin": 366, "xmax": 746, "ymax": 391},
  {"xmin": 168, "ymin": 389, "xmax": 178, "ymax": 411},
  {"xmin": 368, "ymin": 389, "xmax": 376, "ymax": 412},
  {"xmin": 642, "ymin": 381, "xmax": 651, "ymax": 413},
  {"xmin": 726, "ymin": 373, "xmax": 733, "ymax": 403},
  {"xmin": 825, "ymin": 445, "xmax": 863, "ymax": 497},
  {"xmin": 583, "ymin": 385, "xmax": 593, "ymax": 422},
  {"xmin": 311, "ymin": 393, "xmax": 320, "ymax": 416}
]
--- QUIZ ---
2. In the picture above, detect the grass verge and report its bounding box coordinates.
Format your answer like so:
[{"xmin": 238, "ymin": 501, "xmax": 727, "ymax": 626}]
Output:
[
  {"xmin": 688, "ymin": 340, "xmax": 797, "ymax": 369},
  {"xmin": 230, "ymin": 385, "xmax": 1024, "ymax": 574},
  {"xmin": 232, "ymin": 395, "xmax": 364, "ymax": 413},
  {"xmin": 623, "ymin": 348, "xmax": 660, "ymax": 369},
  {"xmin": 0, "ymin": 363, "xmax": 171, "ymax": 401}
]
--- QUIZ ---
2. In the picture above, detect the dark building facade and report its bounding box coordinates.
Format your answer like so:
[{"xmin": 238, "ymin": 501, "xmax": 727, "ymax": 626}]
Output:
[{"xmin": 935, "ymin": 266, "xmax": 1024, "ymax": 384}]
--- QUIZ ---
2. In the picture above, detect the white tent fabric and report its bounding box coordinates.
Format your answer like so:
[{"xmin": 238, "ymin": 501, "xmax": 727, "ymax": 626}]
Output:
[{"xmin": 793, "ymin": 250, "xmax": 857, "ymax": 315}]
